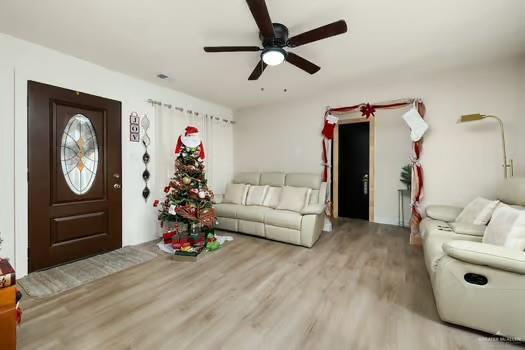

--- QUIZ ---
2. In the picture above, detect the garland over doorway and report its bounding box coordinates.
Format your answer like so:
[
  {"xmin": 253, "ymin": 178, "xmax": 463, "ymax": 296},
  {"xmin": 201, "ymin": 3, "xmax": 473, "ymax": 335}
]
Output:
[{"xmin": 322, "ymin": 98, "xmax": 427, "ymax": 244}]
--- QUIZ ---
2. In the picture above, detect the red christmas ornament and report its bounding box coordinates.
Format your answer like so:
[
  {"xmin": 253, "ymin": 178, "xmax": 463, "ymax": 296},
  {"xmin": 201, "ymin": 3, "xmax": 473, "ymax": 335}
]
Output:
[
  {"xmin": 153, "ymin": 200, "xmax": 159, "ymax": 207},
  {"xmin": 360, "ymin": 103, "xmax": 376, "ymax": 118},
  {"xmin": 163, "ymin": 186, "xmax": 170, "ymax": 193}
]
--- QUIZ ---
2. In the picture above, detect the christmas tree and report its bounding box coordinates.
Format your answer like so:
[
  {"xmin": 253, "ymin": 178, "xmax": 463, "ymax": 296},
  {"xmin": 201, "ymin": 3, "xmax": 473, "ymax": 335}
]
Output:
[{"xmin": 154, "ymin": 126, "xmax": 217, "ymax": 253}]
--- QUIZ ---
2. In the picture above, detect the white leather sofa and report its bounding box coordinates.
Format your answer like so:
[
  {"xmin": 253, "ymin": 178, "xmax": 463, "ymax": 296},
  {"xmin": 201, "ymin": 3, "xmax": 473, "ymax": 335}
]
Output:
[
  {"xmin": 214, "ymin": 172, "xmax": 326, "ymax": 248},
  {"xmin": 421, "ymin": 178, "xmax": 525, "ymax": 339}
]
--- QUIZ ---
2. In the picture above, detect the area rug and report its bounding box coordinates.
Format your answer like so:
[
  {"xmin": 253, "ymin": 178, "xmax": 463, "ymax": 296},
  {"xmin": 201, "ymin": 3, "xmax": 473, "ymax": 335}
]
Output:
[{"xmin": 18, "ymin": 246, "xmax": 158, "ymax": 298}]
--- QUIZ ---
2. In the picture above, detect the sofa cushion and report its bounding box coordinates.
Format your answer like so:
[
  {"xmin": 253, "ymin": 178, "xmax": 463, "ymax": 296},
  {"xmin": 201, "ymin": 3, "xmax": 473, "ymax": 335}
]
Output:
[
  {"xmin": 456, "ymin": 197, "xmax": 499, "ymax": 225},
  {"xmin": 262, "ymin": 187, "xmax": 281, "ymax": 208},
  {"xmin": 276, "ymin": 186, "xmax": 311, "ymax": 212},
  {"xmin": 309, "ymin": 189, "xmax": 320, "ymax": 204},
  {"xmin": 483, "ymin": 204, "xmax": 521, "ymax": 246},
  {"xmin": 265, "ymin": 210, "xmax": 303, "ymax": 230},
  {"xmin": 233, "ymin": 172, "xmax": 260, "ymax": 185},
  {"xmin": 215, "ymin": 203, "xmax": 239, "ymax": 218},
  {"xmin": 505, "ymin": 210, "xmax": 525, "ymax": 251},
  {"xmin": 246, "ymin": 185, "xmax": 269, "ymax": 206},
  {"xmin": 260, "ymin": 172, "xmax": 285, "ymax": 186},
  {"xmin": 449, "ymin": 222, "xmax": 486, "ymax": 237},
  {"xmin": 285, "ymin": 173, "xmax": 321, "ymax": 190},
  {"xmin": 223, "ymin": 183, "xmax": 249, "ymax": 205},
  {"xmin": 236, "ymin": 205, "xmax": 272, "ymax": 222}
]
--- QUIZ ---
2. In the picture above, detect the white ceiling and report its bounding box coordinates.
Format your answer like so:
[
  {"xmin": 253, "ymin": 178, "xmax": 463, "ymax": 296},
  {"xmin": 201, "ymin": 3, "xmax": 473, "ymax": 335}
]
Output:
[{"xmin": 1, "ymin": 0, "xmax": 524, "ymax": 109}]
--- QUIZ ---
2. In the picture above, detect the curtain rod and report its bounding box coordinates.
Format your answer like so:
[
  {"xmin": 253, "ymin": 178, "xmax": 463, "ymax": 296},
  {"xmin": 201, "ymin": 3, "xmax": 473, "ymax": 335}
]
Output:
[{"xmin": 146, "ymin": 99, "xmax": 235, "ymax": 125}]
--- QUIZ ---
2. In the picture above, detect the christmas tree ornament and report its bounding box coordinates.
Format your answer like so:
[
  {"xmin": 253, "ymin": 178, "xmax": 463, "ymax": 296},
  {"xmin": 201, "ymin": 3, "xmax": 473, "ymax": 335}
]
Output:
[
  {"xmin": 183, "ymin": 176, "xmax": 192, "ymax": 185},
  {"xmin": 198, "ymin": 191, "xmax": 206, "ymax": 199}
]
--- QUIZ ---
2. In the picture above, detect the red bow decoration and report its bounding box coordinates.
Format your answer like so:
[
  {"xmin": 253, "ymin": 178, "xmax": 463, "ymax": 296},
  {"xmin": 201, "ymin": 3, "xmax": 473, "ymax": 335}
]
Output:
[{"xmin": 360, "ymin": 103, "xmax": 376, "ymax": 118}]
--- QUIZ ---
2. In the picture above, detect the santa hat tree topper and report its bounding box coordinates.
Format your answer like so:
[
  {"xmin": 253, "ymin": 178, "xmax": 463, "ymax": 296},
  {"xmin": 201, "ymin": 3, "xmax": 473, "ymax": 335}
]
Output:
[{"xmin": 175, "ymin": 126, "xmax": 205, "ymax": 161}]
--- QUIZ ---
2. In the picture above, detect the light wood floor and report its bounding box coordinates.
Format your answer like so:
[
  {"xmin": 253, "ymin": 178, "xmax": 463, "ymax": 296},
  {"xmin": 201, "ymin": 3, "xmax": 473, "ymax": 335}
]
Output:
[{"xmin": 18, "ymin": 220, "xmax": 521, "ymax": 350}]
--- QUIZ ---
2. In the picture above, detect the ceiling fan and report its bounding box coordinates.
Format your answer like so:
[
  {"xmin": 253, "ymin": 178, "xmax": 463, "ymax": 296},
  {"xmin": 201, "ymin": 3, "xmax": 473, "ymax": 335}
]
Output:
[{"xmin": 203, "ymin": 0, "xmax": 348, "ymax": 80}]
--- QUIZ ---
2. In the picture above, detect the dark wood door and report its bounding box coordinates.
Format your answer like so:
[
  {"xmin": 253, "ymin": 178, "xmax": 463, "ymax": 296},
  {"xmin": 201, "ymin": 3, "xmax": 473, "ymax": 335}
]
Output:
[
  {"xmin": 338, "ymin": 122, "xmax": 370, "ymax": 220},
  {"xmin": 28, "ymin": 81, "xmax": 122, "ymax": 272}
]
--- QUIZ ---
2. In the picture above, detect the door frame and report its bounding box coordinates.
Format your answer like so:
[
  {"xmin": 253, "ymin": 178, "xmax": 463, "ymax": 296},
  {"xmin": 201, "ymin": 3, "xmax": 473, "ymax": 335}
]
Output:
[{"xmin": 333, "ymin": 117, "xmax": 375, "ymax": 220}]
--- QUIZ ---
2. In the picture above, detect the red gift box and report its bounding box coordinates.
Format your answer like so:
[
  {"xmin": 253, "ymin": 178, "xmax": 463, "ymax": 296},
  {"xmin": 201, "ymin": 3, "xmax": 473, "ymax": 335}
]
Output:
[{"xmin": 163, "ymin": 231, "xmax": 177, "ymax": 244}]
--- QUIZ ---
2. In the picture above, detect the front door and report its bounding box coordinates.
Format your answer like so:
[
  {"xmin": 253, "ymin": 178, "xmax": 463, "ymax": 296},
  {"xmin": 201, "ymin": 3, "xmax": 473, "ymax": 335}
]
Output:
[
  {"xmin": 338, "ymin": 122, "xmax": 370, "ymax": 220},
  {"xmin": 28, "ymin": 81, "xmax": 122, "ymax": 272}
]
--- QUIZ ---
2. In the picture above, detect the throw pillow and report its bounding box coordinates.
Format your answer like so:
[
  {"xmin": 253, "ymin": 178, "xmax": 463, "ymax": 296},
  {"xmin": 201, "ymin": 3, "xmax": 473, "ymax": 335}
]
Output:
[
  {"xmin": 504, "ymin": 210, "xmax": 525, "ymax": 251},
  {"xmin": 483, "ymin": 204, "xmax": 521, "ymax": 246},
  {"xmin": 262, "ymin": 187, "xmax": 282, "ymax": 208},
  {"xmin": 223, "ymin": 183, "xmax": 249, "ymax": 205},
  {"xmin": 456, "ymin": 197, "xmax": 500, "ymax": 225},
  {"xmin": 246, "ymin": 185, "xmax": 269, "ymax": 206},
  {"xmin": 276, "ymin": 186, "xmax": 311, "ymax": 212}
]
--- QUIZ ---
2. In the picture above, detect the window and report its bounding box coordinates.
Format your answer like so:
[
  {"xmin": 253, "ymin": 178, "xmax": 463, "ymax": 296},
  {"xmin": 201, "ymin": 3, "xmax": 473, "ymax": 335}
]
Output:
[{"xmin": 60, "ymin": 114, "xmax": 99, "ymax": 195}]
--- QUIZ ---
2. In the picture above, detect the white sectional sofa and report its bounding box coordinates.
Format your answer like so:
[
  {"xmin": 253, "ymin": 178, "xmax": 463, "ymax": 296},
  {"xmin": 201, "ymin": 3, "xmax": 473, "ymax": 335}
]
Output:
[
  {"xmin": 214, "ymin": 172, "xmax": 327, "ymax": 247},
  {"xmin": 421, "ymin": 178, "xmax": 525, "ymax": 339}
]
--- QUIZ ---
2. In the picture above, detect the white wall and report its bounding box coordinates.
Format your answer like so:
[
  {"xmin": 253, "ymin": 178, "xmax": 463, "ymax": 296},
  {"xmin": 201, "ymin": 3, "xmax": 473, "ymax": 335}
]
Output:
[
  {"xmin": 0, "ymin": 33, "xmax": 234, "ymax": 277},
  {"xmin": 234, "ymin": 58, "xmax": 525, "ymax": 223}
]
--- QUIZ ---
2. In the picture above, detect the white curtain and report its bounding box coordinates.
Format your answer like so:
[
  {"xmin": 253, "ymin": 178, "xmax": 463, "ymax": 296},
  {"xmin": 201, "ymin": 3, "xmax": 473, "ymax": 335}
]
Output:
[{"xmin": 153, "ymin": 105, "xmax": 234, "ymax": 204}]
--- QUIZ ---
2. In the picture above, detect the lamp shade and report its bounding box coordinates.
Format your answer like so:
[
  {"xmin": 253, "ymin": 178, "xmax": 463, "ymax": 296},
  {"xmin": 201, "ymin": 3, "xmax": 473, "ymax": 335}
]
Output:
[{"xmin": 459, "ymin": 114, "xmax": 485, "ymax": 123}]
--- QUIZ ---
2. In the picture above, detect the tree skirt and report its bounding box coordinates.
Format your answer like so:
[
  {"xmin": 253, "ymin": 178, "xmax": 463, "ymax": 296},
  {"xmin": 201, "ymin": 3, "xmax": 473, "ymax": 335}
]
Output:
[{"xmin": 18, "ymin": 246, "xmax": 158, "ymax": 298}]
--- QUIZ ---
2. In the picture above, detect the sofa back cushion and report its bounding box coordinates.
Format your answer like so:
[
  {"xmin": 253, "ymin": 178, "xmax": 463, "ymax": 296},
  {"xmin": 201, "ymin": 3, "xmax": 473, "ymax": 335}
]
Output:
[
  {"xmin": 262, "ymin": 187, "xmax": 282, "ymax": 208},
  {"xmin": 246, "ymin": 185, "xmax": 269, "ymax": 206},
  {"xmin": 260, "ymin": 172, "xmax": 286, "ymax": 187},
  {"xmin": 276, "ymin": 186, "xmax": 311, "ymax": 212},
  {"xmin": 456, "ymin": 197, "xmax": 499, "ymax": 225},
  {"xmin": 223, "ymin": 183, "xmax": 250, "ymax": 205},
  {"xmin": 233, "ymin": 172, "xmax": 260, "ymax": 185},
  {"xmin": 505, "ymin": 210, "xmax": 525, "ymax": 251},
  {"xmin": 483, "ymin": 204, "xmax": 521, "ymax": 246},
  {"xmin": 285, "ymin": 173, "xmax": 321, "ymax": 190},
  {"xmin": 497, "ymin": 177, "xmax": 525, "ymax": 206}
]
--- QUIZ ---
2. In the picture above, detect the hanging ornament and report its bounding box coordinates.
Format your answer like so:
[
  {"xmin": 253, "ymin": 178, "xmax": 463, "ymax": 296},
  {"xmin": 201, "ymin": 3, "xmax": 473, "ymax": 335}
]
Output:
[
  {"xmin": 360, "ymin": 103, "xmax": 376, "ymax": 118},
  {"xmin": 141, "ymin": 114, "xmax": 151, "ymax": 201},
  {"xmin": 168, "ymin": 205, "xmax": 177, "ymax": 215},
  {"xmin": 183, "ymin": 176, "xmax": 192, "ymax": 185},
  {"xmin": 198, "ymin": 191, "xmax": 206, "ymax": 199}
]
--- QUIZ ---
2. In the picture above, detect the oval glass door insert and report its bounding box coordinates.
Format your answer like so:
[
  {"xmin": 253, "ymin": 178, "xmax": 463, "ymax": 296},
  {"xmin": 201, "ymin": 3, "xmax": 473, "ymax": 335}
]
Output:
[{"xmin": 60, "ymin": 114, "xmax": 99, "ymax": 195}]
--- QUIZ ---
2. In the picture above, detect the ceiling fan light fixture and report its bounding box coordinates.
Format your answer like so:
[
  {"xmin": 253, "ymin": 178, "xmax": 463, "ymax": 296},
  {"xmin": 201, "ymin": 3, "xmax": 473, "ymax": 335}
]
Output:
[{"xmin": 261, "ymin": 47, "xmax": 286, "ymax": 66}]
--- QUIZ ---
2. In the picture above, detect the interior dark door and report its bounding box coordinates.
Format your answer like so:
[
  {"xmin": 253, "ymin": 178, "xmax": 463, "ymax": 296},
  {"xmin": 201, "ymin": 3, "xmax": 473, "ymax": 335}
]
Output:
[
  {"xmin": 338, "ymin": 122, "xmax": 370, "ymax": 220},
  {"xmin": 28, "ymin": 81, "xmax": 122, "ymax": 272}
]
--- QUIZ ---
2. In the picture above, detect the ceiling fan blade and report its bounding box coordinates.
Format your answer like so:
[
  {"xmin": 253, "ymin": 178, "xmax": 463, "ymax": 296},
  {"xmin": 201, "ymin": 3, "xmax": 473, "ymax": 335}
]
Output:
[
  {"xmin": 246, "ymin": 0, "xmax": 275, "ymax": 38},
  {"xmin": 248, "ymin": 60, "xmax": 268, "ymax": 80},
  {"xmin": 287, "ymin": 20, "xmax": 348, "ymax": 47},
  {"xmin": 204, "ymin": 46, "xmax": 261, "ymax": 53},
  {"xmin": 286, "ymin": 52, "xmax": 320, "ymax": 74}
]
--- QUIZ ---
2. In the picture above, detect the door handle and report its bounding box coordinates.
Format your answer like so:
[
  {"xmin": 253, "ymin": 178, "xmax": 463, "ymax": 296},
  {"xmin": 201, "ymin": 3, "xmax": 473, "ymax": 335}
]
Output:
[
  {"xmin": 113, "ymin": 183, "xmax": 121, "ymax": 190},
  {"xmin": 362, "ymin": 174, "xmax": 369, "ymax": 195}
]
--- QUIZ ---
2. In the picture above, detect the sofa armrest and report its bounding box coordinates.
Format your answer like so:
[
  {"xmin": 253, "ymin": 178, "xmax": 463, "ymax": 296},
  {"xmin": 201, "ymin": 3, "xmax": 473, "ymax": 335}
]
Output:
[
  {"xmin": 300, "ymin": 204, "xmax": 325, "ymax": 215},
  {"xmin": 443, "ymin": 240, "xmax": 525, "ymax": 274},
  {"xmin": 426, "ymin": 205, "xmax": 463, "ymax": 222},
  {"xmin": 449, "ymin": 222, "xmax": 486, "ymax": 237},
  {"xmin": 214, "ymin": 194, "xmax": 224, "ymax": 204}
]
